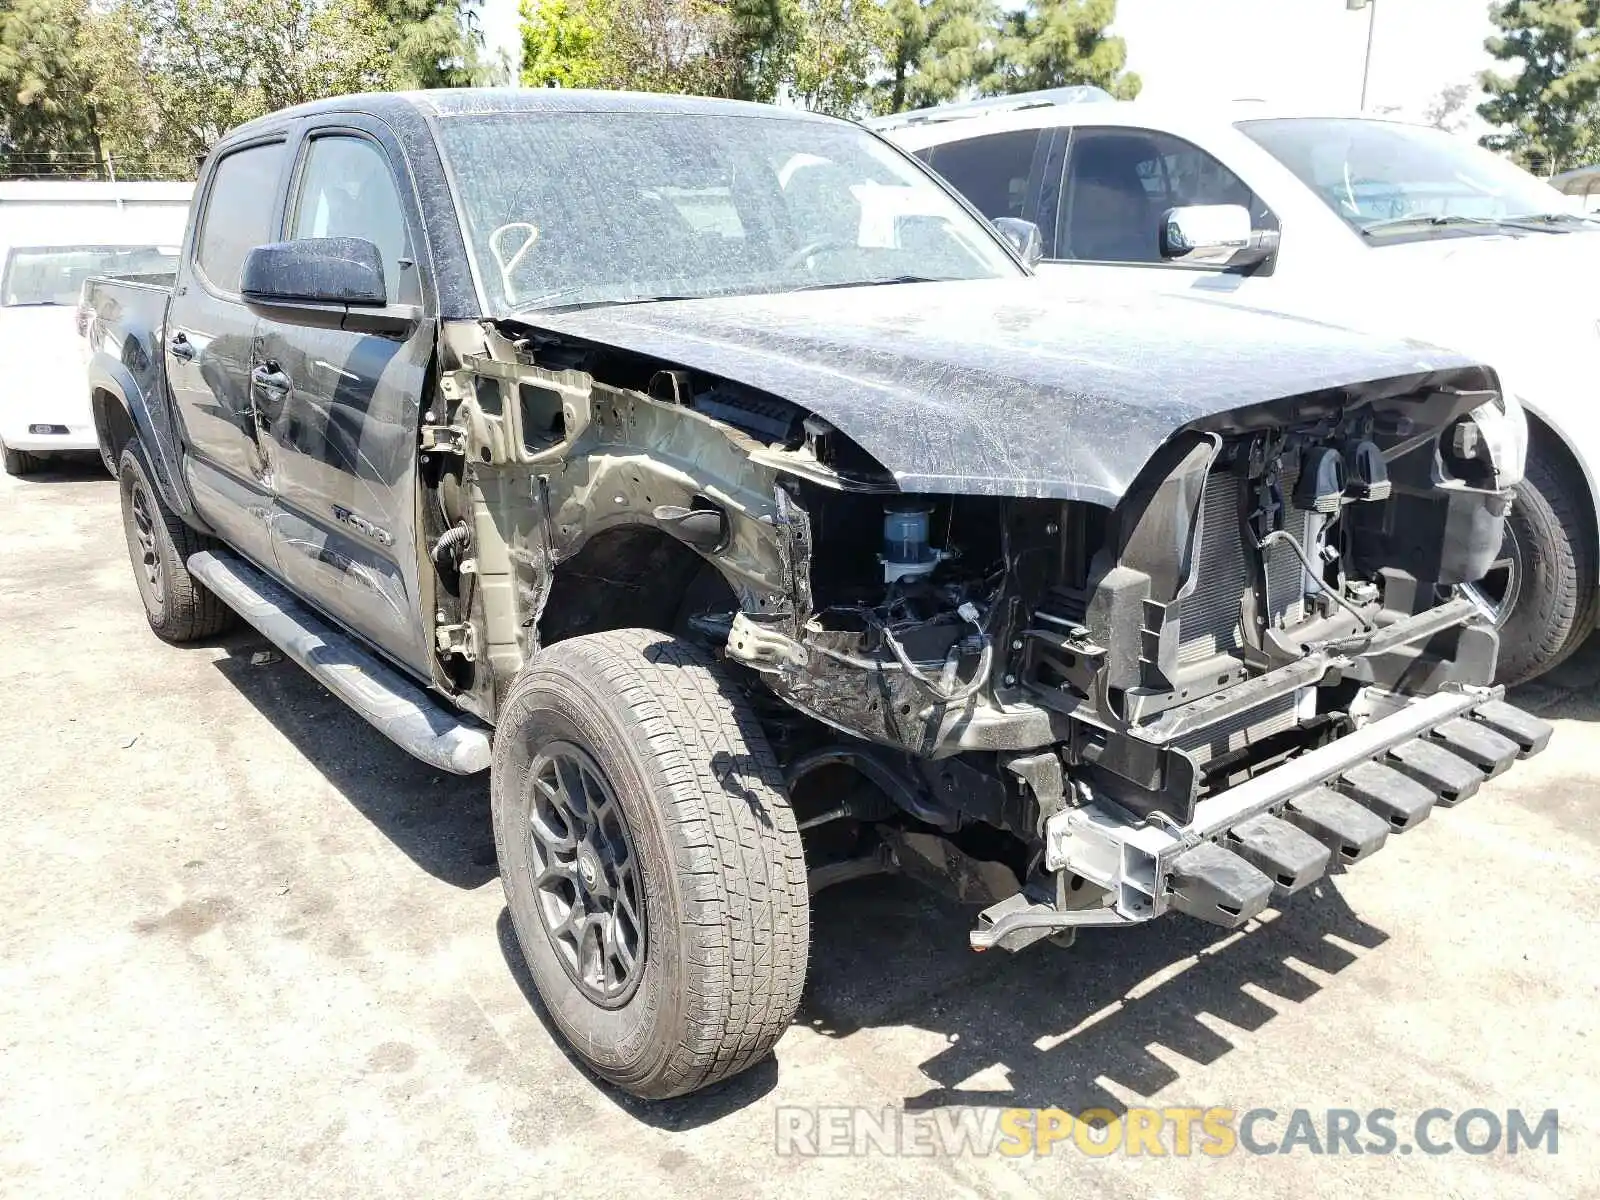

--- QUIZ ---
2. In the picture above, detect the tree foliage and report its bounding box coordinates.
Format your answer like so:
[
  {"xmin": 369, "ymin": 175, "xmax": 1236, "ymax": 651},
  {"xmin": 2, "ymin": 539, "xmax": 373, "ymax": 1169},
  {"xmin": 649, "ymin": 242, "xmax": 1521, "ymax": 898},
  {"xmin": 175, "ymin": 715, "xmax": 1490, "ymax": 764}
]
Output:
[
  {"xmin": 1423, "ymin": 81, "xmax": 1473, "ymax": 133},
  {"xmin": 521, "ymin": 0, "xmax": 1135, "ymax": 116},
  {"xmin": 985, "ymin": 0, "xmax": 1139, "ymax": 99},
  {"xmin": 1479, "ymin": 0, "xmax": 1600, "ymax": 174},
  {"xmin": 0, "ymin": 0, "xmax": 489, "ymax": 178}
]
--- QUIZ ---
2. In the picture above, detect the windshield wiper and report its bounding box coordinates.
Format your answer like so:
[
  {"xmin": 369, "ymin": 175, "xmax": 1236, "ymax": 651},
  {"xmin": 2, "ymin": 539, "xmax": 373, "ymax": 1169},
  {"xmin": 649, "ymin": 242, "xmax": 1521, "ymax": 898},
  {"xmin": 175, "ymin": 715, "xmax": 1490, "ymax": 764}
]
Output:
[
  {"xmin": 1359, "ymin": 214, "xmax": 1506, "ymax": 237},
  {"xmin": 785, "ymin": 275, "xmax": 949, "ymax": 293},
  {"xmin": 1500, "ymin": 211, "xmax": 1600, "ymax": 228},
  {"xmin": 511, "ymin": 292, "xmax": 702, "ymax": 315}
]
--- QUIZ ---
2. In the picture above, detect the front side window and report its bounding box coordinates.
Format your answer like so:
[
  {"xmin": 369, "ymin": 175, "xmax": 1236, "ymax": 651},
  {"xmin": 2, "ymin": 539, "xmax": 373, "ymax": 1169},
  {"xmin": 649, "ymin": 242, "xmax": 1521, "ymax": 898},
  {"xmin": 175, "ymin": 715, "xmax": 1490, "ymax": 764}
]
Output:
[
  {"xmin": 291, "ymin": 135, "xmax": 418, "ymax": 303},
  {"xmin": 1058, "ymin": 128, "xmax": 1276, "ymax": 264},
  {"xmin": 2, "ymin": 245, "xmax": 179, "ymax": 306},
  {"xmin": 195, "ymin": 142, "xmax": 285, "ymax": 293},
  {"xmin": 435, "ymin": 111, "xmax": 1021, "ymax": 315},
  {"xmin": 923, "ymin": 130, "xmax": 1042, "ymax": 225},
  {"xmin": 1238, "ymin": 117, "xmax": 1581, "ymax": 241}
]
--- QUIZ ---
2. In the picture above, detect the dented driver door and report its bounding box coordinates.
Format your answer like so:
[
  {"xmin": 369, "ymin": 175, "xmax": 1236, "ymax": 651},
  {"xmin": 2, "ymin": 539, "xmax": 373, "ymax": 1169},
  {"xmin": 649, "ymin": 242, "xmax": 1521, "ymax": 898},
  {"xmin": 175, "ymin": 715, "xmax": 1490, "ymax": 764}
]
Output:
[{"xmin": 257, "ymin": 121, "xmax": 435, "ymax": 675}]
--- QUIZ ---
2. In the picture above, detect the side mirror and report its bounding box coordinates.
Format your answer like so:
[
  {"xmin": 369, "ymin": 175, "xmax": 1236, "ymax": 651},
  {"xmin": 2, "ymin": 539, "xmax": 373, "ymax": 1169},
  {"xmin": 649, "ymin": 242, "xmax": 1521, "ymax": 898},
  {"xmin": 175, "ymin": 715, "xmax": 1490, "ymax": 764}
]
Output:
[
  {"xmin": 992, "ymin": 217, "xmax": 1045, "ymax": 268},
  {"xmin": 241, "ymin": 237, "xmax": 388, "ymax": 308},
  {"xmin": 1159, "ymin": 205, "xmax": 1275, "ymax": 268}
]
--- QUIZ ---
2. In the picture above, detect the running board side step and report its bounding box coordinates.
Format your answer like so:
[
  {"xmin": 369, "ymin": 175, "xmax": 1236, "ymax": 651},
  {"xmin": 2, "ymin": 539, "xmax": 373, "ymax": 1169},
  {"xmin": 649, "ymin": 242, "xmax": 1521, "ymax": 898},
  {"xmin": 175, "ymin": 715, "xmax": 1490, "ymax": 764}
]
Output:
[{"xmin": 188, "ymin": 550, "xmax": 492, "ymax": 774}]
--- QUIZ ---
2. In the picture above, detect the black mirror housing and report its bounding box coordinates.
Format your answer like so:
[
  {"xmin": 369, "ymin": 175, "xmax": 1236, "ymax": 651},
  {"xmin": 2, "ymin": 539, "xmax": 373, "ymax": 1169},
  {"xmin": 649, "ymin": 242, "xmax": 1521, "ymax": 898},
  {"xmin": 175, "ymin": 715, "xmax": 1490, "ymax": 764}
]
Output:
[
  {"xmin": 991, "ymin": 217, "xmax": 1045, "ymax": 268},
  {"xmin": 241, "ymin": 237, "xmax": 388, "ymax": 307}
]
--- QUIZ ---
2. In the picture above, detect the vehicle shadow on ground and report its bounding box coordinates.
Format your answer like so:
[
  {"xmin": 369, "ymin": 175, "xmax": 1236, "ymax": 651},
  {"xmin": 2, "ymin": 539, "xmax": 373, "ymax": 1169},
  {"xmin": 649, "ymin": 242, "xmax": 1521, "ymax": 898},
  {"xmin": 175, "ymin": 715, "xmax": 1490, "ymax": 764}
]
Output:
[
  {"xmin": 5, "ymin": 454, "xmax": 108, "ymax": 484},
  {"xmin": 209, "ymin": 634, "xmax": 498, "ymax": 890},
  {"xmin": 494, "ymin": 867, "xmax": 1384, "ymax": 1131},
  {"xmin": 1512, "ymin": 635, "xmax": 1600, "ymax": 720},
  {"xmin": 799, "ymin": 872, "xmax": 1385, "ymax": 1116}
]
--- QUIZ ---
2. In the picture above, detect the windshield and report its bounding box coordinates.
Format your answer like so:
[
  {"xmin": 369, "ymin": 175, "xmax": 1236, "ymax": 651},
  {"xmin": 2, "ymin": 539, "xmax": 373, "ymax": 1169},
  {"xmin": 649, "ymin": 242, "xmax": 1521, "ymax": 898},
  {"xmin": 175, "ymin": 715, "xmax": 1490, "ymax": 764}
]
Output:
[
  {"xmin": 436, "ymin": 111, "xmax": 1021, "ymax": 315},
  {"xmin": 1237, "ymin": 118, "xmax": 1579, "ymax": 239},
  {"xmin": 2, "ymin": 245, "xmax": 181, "ymax": 306}
]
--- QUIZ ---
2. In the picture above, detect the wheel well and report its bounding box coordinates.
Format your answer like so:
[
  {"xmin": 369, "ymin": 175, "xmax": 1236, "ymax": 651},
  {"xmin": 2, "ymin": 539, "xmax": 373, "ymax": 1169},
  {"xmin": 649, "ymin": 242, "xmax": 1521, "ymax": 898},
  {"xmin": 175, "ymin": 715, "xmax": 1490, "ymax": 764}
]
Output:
[
  {"xmin": 1526, "ymin": 411, "xmax": 1597, "ymax": 544},
  {"xmin": 537, "ymin": 524, "xmax": 737, "ymax": 646},
  {"xmin": 93, "ymin": 389, "xmax": 135, "ymax": 464}
]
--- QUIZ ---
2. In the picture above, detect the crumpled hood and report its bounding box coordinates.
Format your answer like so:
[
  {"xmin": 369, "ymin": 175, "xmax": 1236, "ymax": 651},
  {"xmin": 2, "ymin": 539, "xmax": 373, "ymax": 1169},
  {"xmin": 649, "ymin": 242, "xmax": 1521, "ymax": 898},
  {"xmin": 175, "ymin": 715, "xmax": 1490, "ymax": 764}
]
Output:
[{"xmin": 521, "ymin": 277, "xmax": 1486, "ymax": 504}]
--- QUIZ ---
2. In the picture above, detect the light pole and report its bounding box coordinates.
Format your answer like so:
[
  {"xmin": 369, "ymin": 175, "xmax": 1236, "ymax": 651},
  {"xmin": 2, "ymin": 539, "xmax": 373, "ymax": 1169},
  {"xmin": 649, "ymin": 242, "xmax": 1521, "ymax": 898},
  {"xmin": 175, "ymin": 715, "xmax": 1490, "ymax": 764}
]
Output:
[{"xmin": 1348, "ymin": 0, "xmax": 1377, "ymax": 111}]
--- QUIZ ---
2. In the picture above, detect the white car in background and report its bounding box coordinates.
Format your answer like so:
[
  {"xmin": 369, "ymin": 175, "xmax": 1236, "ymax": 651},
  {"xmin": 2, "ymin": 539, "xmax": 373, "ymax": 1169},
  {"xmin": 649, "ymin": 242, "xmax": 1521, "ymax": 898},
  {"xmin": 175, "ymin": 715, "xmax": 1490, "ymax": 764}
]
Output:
[
  {"xmin": 875, "ymin": 93, "xmax": 1600, "ymax": 684},
  {"xmin": 0, "ymin": 181, "xmax": 189, "ymax": 477}
]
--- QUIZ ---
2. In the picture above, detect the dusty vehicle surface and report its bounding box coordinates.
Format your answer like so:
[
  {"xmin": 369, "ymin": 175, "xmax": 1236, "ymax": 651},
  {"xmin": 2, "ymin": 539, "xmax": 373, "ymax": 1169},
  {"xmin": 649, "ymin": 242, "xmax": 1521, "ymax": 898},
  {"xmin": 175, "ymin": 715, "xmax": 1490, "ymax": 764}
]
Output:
[{"xmin": 85, "ymin": 89, "xmax": 1550, "ymax": 1100}]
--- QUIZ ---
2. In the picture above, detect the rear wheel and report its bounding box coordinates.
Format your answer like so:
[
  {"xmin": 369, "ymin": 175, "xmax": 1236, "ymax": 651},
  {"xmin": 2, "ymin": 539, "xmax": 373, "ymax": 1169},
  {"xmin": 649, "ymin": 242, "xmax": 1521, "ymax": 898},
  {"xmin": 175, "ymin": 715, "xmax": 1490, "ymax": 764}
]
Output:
[
  {"xmin": 1466, "ymin": 452, "xmax": 1597, "ymax": 684},
  {"xmin": 2, "ymin": 440, "xmax": 41, "ymax": 476},
  {"xmin": 118, "ymin": 447, "xmax": 236, "ymax": 642},
  {"xmin": 492, "ymin": 628, "xmax": 809, "ymax": 1099}
]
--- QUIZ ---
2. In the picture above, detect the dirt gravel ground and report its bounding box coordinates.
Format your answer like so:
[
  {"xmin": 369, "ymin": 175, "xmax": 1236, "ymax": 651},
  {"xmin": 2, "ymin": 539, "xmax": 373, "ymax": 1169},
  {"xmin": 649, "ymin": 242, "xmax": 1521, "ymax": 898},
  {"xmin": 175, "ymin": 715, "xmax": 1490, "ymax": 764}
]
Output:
[{"xmin": 2, "ymin": 460, "xmax": 1598, "ymax": 1199}]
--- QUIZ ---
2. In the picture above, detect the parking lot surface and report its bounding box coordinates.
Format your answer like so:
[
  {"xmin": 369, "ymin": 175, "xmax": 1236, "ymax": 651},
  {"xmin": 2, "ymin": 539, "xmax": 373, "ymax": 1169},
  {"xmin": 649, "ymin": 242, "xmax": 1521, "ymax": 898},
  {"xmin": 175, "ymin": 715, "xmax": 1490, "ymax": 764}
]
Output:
[{"xmin": 3, "ymin": 461, "xmax": 1597, "ymax": 1198}]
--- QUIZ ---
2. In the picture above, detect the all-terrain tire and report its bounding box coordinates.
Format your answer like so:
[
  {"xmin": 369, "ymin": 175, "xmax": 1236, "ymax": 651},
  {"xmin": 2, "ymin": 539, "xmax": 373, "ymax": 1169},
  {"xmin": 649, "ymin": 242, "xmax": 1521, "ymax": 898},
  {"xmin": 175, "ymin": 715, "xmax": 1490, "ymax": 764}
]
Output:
[
  {"xmin": 118, "ymin": 447, "xmax": 237, "ymax": 642},
  {"xmin": 2, "ymin": 440, "xmax": 41, "ymax": 476},
  {"xmin": 1495, "ymin": 452, "xmax": 1597, "ymax": 685},
  {"xmin": 492, "ymin": 628, "xmax": 810, "ymax": 1099}
]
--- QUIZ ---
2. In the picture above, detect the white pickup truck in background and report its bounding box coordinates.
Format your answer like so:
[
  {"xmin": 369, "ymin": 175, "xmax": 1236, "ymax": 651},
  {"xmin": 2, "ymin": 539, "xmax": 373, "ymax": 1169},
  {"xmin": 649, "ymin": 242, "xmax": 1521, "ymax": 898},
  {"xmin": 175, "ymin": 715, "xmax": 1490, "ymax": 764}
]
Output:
[
  {"xmin": 0, "ymin": 181, "xmax": 189, "ymax": 477},
  {"xmin": 877, "ymin": 94, "xmax": 1599, "ymax": 685}
]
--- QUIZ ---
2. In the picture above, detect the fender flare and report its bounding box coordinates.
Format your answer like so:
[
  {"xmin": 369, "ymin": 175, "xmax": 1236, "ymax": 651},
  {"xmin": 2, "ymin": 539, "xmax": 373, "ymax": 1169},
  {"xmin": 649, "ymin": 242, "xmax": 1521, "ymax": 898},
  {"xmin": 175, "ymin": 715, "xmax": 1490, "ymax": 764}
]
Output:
[{"xmin": 88, "ymin": 351, "xmax": 201, "ymax": 522}]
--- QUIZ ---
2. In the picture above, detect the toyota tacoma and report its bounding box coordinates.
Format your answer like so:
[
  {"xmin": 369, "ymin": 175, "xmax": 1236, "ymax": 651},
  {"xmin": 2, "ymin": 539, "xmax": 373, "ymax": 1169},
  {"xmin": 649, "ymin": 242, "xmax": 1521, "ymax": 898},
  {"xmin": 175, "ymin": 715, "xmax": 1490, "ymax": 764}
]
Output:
[{"xmin": 83, "ymin": 89, "xmax": 1549, "ymax": 1100}]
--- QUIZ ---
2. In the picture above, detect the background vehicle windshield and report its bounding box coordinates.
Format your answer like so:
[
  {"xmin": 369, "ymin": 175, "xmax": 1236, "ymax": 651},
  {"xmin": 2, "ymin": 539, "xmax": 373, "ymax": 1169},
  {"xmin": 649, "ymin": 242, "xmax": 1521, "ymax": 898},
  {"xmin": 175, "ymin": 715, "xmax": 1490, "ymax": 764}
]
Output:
[
  {"xmin": 2, "ymin": 245, "xmax": 181, "ymax": 306},
  {"xmin": 1237, "ymin": 118, "xmax": 1575, "ymax": 238},
  {"xmin": 437, "ymin": 111, "xmax": 1021, "ymax": 314}
]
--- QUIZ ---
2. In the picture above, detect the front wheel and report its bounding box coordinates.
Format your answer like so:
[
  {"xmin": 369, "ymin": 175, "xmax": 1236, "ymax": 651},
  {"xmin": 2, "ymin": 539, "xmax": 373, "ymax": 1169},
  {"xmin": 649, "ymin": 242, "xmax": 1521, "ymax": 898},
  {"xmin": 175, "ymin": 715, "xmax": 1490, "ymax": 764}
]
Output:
[
  {"xmin": 1465, "ymin": 452, "xmax": 1597, "ymax": 685},
  {"xmin": 492, "ymin": 629, "xmax": 809, "ymax": 1099}
]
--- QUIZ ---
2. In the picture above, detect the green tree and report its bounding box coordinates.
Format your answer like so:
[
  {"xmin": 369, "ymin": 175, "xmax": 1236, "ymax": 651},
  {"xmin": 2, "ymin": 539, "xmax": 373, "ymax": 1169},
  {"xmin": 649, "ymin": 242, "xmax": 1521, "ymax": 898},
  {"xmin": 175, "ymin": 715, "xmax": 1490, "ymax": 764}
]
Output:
[
  {"xmin": 983, "ymin": 0, "xmax": 1138, "ymax": 99},
  {"xmin": 876, "ymin": 0, "xmax": 995, "ymax": 114},
  {"xmin": 369, "ymin": 0, "xmax": 490, "ymax": 89},
  {"xmin": 0, "ymin": 0, "xmax": 105, "ymax": 175},
  {"xmin": 520, "ymin": 0, "xmax": 609, "ymax": 87},
  {"xmin": 1479, "ymin": 0, "xmax": 1600, "ymax": 174},
  {"xmin": 790, "ymin": 0, "xmax": 887, "ymax": 114}
]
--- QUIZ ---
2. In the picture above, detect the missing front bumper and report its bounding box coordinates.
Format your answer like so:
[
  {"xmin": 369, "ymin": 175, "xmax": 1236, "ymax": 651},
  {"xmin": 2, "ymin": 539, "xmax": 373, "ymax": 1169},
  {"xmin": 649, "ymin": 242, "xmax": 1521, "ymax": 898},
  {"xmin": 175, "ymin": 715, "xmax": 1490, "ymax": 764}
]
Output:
[{"xmin": 969, "ymin": 688, "xmax": 1550, "ymax": 951}]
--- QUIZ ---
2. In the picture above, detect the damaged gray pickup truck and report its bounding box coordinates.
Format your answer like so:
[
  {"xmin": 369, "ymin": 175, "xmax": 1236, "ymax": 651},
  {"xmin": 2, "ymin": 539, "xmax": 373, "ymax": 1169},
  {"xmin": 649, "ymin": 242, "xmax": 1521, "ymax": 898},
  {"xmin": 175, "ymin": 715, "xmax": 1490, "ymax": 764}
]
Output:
[{"xmin": 84, "ymin": 89, "xmax": 1550, "ymax": 1100}]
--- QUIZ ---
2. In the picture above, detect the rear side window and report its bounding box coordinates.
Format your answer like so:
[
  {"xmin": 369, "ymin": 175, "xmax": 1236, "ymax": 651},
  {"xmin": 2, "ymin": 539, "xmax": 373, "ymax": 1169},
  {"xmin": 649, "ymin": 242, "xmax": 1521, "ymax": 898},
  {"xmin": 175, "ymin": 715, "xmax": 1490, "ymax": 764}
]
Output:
[
  {"xmin": 195, "ymin": 142, "xmax": 285, "ymax": 293},
  {"xmin": 924, "ymin": 131, "xmax": 1042, "ymax": 225},
  {"xmin": 290, "ymin": 135, "xmax": 418, "ymax": 304}
]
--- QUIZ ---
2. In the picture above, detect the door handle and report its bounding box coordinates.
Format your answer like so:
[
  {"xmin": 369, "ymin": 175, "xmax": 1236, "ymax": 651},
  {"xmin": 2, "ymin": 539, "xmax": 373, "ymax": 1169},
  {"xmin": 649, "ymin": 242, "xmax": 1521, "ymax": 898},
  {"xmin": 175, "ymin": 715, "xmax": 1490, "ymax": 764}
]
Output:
[
  {"xmin": 250, "ymin": 363, "xmax": 292, "ymax": 428},
  {"xmin": 251, "ymin": 365, "xmax": 292, "ymax": 396},
  {"xmin": 168, "ymin": 332, "xmax": 195, "ymax": 362}
]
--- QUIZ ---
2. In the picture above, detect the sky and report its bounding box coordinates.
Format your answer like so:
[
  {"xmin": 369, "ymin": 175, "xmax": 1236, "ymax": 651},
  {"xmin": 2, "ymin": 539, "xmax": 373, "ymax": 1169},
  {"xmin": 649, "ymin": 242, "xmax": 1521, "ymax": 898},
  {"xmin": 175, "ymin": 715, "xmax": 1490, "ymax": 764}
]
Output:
[
  {"xmin": 478, "ymin": 0, "xmax": 1499, "ymax": 130},
  {"xmin": 1114, "ymin": 0, "xmax": 1496, "ymax": 127}
]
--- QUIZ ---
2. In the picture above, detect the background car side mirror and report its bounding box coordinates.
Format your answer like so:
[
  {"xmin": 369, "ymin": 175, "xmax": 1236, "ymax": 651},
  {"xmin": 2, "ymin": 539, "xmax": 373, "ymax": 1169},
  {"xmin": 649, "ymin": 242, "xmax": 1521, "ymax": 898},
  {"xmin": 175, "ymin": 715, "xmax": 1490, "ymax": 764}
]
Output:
[
  {"xmin": 992, "ymin": 217, "xmax": 1045, "ymax": 268},
  {"xmin": 241, "ymin": 237, "xmax": 388, "ymax": 308},
  {"xmin": 1159, "ymin": 205, "xmax": 1277, "ymax": 269}
]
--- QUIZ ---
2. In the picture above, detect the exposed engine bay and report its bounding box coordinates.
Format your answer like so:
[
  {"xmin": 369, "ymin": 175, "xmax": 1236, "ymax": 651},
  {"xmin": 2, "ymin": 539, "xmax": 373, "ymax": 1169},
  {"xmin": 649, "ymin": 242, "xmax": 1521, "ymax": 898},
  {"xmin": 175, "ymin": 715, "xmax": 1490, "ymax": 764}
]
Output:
[{"xmin": 420, "ymin": 314, "xmax": 1547, "ymax": 951}]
